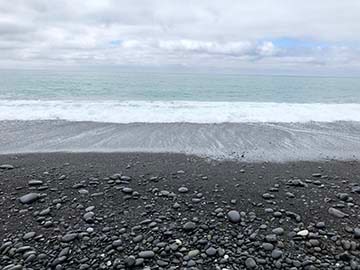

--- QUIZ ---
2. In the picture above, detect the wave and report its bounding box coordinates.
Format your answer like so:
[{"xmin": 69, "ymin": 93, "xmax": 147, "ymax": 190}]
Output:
[{"xmin": 0, "ymin": 100, "xmax": 360, "ymax": 123}]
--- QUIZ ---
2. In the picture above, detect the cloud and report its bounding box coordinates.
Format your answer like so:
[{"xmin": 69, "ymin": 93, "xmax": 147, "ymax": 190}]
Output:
[{"xmin": 0, "ymin": 0, "xmax": 359, "ymax": 72}]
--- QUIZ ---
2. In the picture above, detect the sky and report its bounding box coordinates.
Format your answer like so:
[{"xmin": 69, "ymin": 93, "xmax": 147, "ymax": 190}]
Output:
[{"xmin": 1, "ymin": 0, "xmax": 360, "ymax": 74}]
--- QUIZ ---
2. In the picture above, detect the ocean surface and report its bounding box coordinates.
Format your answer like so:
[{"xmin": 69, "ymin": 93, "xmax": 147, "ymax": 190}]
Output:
[{"xmin": 0, "ymin": 68, "xmax": 360, "ymax": 161}]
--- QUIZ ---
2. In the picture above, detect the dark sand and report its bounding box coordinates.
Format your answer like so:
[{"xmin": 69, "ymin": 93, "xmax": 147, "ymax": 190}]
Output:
[{"xmin": 1, "ymin": 152, "xmax": 360, "ymax": 269}]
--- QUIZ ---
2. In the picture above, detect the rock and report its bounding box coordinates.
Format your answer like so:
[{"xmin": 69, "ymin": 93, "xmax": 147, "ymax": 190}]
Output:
[
  {"xmin": 265, "ymin": 234, "xmax": 277, "ymax": 243},
  {"xmin": 262, "ymin": 243, "xmax": 274, "ymax": 251},
  {"xmin": 178, "ymin": 186, "xmax": 189, "ymax": 193},
  {"xmin": 122, "ymin": 187, "xmax": 133, "ymax": 194},
  {"xmin": 61, "ymin": 233, "xmax": 78, "ymax": 242},
  {"xmin": 262, "ymin": 193, "xmax": 274, "ymax": 199},
  {"xmin": 23, "ymin": 232, "xmax": 36, "ymax": 240},
  {"xmin": 227, "ymin": 210, "xmax": 241, "ymax": 223},
  {"xmin": 354, "ymin": 228, "xmax": 360, "ymax": 238},
  {"xmin": 271, "ymin": 249, "xmax": 283, "ymax": 259},
  {"xmin": 0, "ymin": 164, "xmax": 14, "ymax": 170},
  {"xmin": 245, "ymin": 257, "xmax": 257, "ymax": 268},
  {"xmin": 138, "ymin": 250, "xmax": 155, "ymax": 258},
  {"xmin": 297, "ymin": 229, "xmax": 309, "ymax": 237},
  {"xmin": 183, "ymin": 221, "xmax": 196, "ymax": 231},
  {"xmin": 205, "ymin": 247, "xmax": 217, "ymax": 257},
  {"xmin": 272, "ymin": 227, "xmax": 284, "ymax": 235},
  {"xmin": 19, "ymin": 193, "xmax": 40, "ymax": 204},
  {"xmin": 287, "ymin": 179, "xmax": 307, "ymax": 187},
  {"xmin": 112, "ymin": 239, "xmax": 122, "ymax": 247},
  {"xmin": 125, "ymin": 256, "xmax": 136, "ymax": 267},
  {"xmin": 351, "ymin": 186, "xmax": 360, "ymax": 194},
  {"xmin": 83, "ymin": 212, "xmax": 95, "ymax": 223},
  {"xmin": 315, "ymin": 222, "xmax": 325, "ymax": 229},
  {"xmin": 28, "ymin": 180, "xmax": 43, "ymax": 186},
  {"xmin": 328, "ymin": 207, "xmax": 348, "ymax": 218},
  {"xmin": 187, "ymin": 249, "xmax": 200, "ymax": 258}
]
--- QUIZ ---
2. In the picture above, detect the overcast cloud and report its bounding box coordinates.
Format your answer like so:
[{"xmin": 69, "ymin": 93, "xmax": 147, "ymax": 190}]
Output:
[{"xmin": 1, "ymin": 0, "xmax": 360, "ymax": 72}]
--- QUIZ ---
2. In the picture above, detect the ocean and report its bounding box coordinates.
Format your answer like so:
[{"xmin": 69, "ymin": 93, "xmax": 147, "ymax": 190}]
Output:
[{"xmin": 0, "ymin": 68, "xmax": 360, "ymax": 161}]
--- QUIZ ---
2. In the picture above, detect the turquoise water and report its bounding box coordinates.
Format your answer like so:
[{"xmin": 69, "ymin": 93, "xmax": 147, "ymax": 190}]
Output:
[{"xmin": 1, "ymin": 69, "xmax": 360, "ymax": 103}]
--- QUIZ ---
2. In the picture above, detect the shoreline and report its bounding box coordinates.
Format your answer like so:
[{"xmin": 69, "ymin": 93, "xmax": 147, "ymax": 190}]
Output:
[
  {"xmin": 1, "ymin": 152, "xmax": 360, "ymax": 269},
  {"xmin": 1, "ymin": 120, "xmax": 360, "ymax": 162}
]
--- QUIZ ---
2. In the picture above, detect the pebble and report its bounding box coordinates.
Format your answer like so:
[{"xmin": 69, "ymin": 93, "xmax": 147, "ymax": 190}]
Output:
[
  {"xmin": 178, "ymin": 186, "xmax": 189, "ymax": 193},
  {"xmin": 297, "ymin": 229, "xmax": 309, "ymax": 237},
  {"xmin": 19, "ymin": 193, "xmax": 40, "ymax": 204},
  {"xmin": 61, "ymin": 233, "xmax": 78, "ymax": 242},
  {"xmin": 354, "ymin": 228, "xmax": 360, "ymax": 238},
  {"xmin": 227, "ymin": 210, "xmax": 241, "ymax": 223},
  {"xmin": 138, "ymin": 250, "xmax": 155, "ymax": 258},
  {"xmin": 28, "ymin": 180, "xmax": 43, "ymax": 186},
  {"xmin": 23, "ymin": 232, "xmax": 36, "ymax": 240},
  {"xmin": 271, "ymin": 249, "xmax": 283, "ymax": 259},
  {"xmin": 0, "ymin": 164, "xmax": 14, "ymax": 170},
  {"xmin": 183, "ymin": 221, "xmax": 196, "ymax": 231},
  {"xmin": 205, "ymin": 247, "xmax": 217, "ymax": 257},
  {"xmin": 245, "ymin": 257, "xmax": 257, "ymax": 268},
  {"xmin": 328, "ymin": 207, "xmax": 348, "ymax": 218}
]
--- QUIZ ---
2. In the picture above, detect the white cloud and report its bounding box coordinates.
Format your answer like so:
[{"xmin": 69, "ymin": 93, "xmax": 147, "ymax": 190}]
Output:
[{"xmin": 0, "ymin": 0, "xmax": 359, "ymax": 72}]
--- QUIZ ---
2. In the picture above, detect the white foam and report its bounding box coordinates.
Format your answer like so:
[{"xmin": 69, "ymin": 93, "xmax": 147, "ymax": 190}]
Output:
[{"xmin": 0, "ymin": 100, "xmax": 359, "ymax": 123}]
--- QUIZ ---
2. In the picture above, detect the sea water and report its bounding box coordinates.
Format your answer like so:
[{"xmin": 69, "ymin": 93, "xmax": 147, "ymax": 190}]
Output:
[{"xmin": 0, "ymin": 68, "xmax": 359, "ymax": 161}]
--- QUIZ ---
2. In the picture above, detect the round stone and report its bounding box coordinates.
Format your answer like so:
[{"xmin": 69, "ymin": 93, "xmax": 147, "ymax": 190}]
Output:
[
  {"xmin": 183, "ymin": 221, "xmax": 196, "ymax": 231},
  {"xmin": 227, "ymin": 210, "xmax": 241, "ymax": 223},
  {"xmin": 271, "ymin": 249, "xmax": 283, "ymax": 259},
  {"xmin": 245, "ymin": 257, "xmax": 257, "ymax": 268},
  {"xmin": 205, "ymin": 247, "xmax": 217, "ymax": 257},
  {"xmin": 125, "ymin": 256, "xmax": 136, "ymax": 267}
]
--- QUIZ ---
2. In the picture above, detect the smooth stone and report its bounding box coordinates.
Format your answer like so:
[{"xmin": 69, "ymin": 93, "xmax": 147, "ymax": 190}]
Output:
[
  {"xmin": 187, "ymin": 249, "xmax": 200, "ymax": 258},
  {"xmin": 23, "ymin": 232, "xmax": 36, "ymax": 240},
  {"xmin": 271, "ymin": 249, "xmax": 283, "ymax": 259},
  {"xmin": 28, "ymin": 180, "xmax": 43, "ymax": 186},
  {"xmin": 122, "ymin": 187, "xmax": 133, "ymax": 194},
  {"xmin": 272, "ymin": 227, "xmax": 284, "ymax": 235},
  {"xmin": 83, "ymin": 212, "xmax": 95, "ymax": 223},
  {"xmin": 328, "ymin": 207, "xmax": 348, "ymax": 218},
  {"xmin": 19, "ymin": 193, "xmax": 40, "ymax": 204},
  {"xmin": 354, "ymin": 228, "xmax": 360, "ymax": 238},
  {"xmin": 227, "ymin": 210, "xmax": 241, "ymax": 223},
  {"xmin": 297, "ymin": 229, "xmax": 309, "ymax": 237},
  {"xmin": 262, "ymin": 243, "xmax": 274, "ymax": 251},
  {"xmin": 183, "ymin": 221, "xmax": 196, "ymax": 231},
  {"xmin": 205, "ymin": 247, "xmax": 217, "ymax": 257},
  {"xmin": 0, "ymin": 164, "xmax": 14, "ymax": 170},
  {"xmin": 61, "ymin": 233, "xmax": 78, "ymax": 242},
  {"xmin": 138, "ymin": 250, "xmax": 155, "ymax": 258},
  {"xmin": 178, "ymin": 186, "xmax": 189, "ymax": 193},
  {"xmin": 245, "ymin": 257, "xmax": 257, "ymax": 268},
  {"xmin": 125, "ymin": 256, "xmax": 136, "ymax": 267}
]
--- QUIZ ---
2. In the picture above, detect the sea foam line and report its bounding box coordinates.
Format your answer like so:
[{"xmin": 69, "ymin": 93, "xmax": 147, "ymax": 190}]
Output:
[{"xmin": 0, "ymin": 100, "xmax": 359, "ymax": 123}]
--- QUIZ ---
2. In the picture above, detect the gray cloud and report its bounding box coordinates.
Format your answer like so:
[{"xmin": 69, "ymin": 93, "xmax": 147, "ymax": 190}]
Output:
[{"xmin": 0, "ymin": 0, "xmax": 360, "ymax": 71}]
